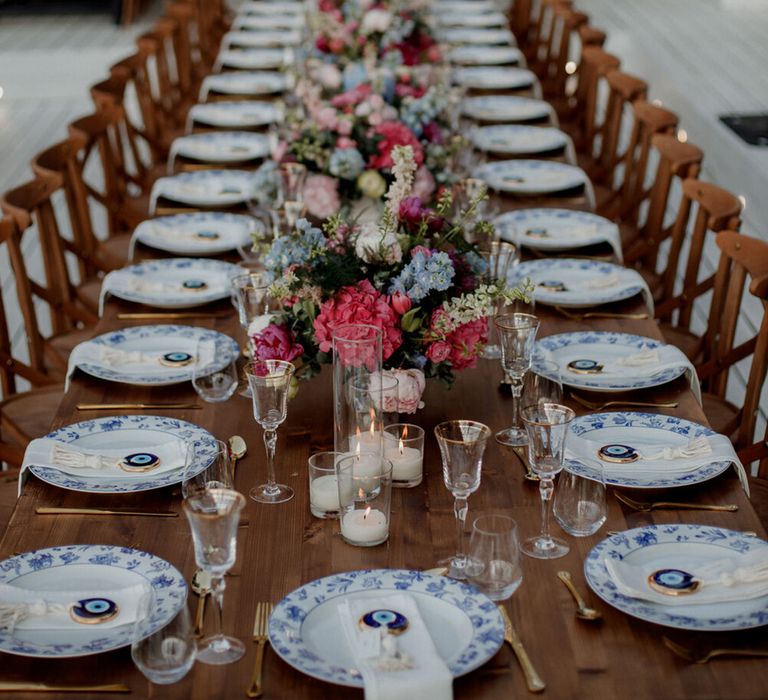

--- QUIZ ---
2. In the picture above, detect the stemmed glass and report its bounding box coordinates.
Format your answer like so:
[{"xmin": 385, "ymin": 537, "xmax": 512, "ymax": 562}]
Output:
[
  {"xmin": 246, "ymin": 359, "xmax": 296, "ymax": 504},
  {"xmin": 183, "ymin": 488, "xmax": 246, "ymax": 664},
  {"xmin": 231, "ymin": 272, "xmax": 272, "ymax": 336},
  {"xmin": 481, "ymin": 241, "xmax": 520, "ymax": 359},
  {"xmin": 434, "ymin": 420, "xmax": 491, "ymax": 579},
  {"xmin": 520, "ymin": 403, "xmax": 576, "ymax": 559},
  {"xmin": 182, "ymin": 440, "xmax": 234, "ymax": 500},
  {"xmin": 495, "ymin": 313, "xmax": 540, "ymax": 446},
  {"xmin": 524, "ymin": 358, "xmax": 563, "ymax": 407}
]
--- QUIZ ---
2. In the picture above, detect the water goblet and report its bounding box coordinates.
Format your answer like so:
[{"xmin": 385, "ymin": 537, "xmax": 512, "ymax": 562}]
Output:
[
  {"xmin": 466, "ymin": 514, "xmax": 523, "ymax": 600},
  {"xmin": 554, "ymin": 465, "xmax": 607, "ymax": 537},
  {"xmin": 495, "ymin": 313, "xmax": 540, "ymax": 446},
  {"xmin": 183, "ymin": 488, "xmax": 246, "ymax": 664},
  {"xmin": 521, "ymin": 403, "xmax": 576, "ymax": 559},
  {"xmin": 192, "ymin": 338, "xmax": 239, "ymax": 403},
  {"xmin": 434, "ymin": 420, "xmax": 492, "ymax": 579},
  {"xmin": 131, "ymin": 590, "xmax": 197, "ymax": 684},
  {"xmin": 523, "ymin": 358, "xmax": 563, "ymax": 406},
  {"xmin": 182, "ymin": 439, "xmax": 234, "ymax": 500},
  {"xmin": 480, "ymin": 241, "xmax": 521, "ymax": 359},
  {"xmin": 231, "ymin": 272, "xmax": 272, "ymax": 334},
  {"xmin": 246, "ymin": 359, "xmax": 296, "ymax": 504}
]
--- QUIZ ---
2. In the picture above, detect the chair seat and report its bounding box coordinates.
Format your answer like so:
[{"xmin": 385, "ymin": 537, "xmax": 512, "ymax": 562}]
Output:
[
  {"xmin": 118, "ymin": 193, "xmax": 151, "ymax": 230},
  {"xmin": 748, "ymin": 476, "xmax": 768, "ymax": 532},
  {"xmin": 1, "ymin": 384, "xmax": 63, "ymax": 446},
  {"xmin": 95, "ymin": 232, "xmax": 134, "ymax": 270},
  {"xmin": 76, "ymin": 278, "xmax": 103, "ymax": 316},
  {"xmin": 46, "ymin": 327, "xmax": 97, "ymax": 377},
  {"xmin": 701, "ymin": 392, "xmax": 740, "ymax": 441},
  {"xmin": 658, "ymin": 322, "xmax": 703, "ymax": 362}
]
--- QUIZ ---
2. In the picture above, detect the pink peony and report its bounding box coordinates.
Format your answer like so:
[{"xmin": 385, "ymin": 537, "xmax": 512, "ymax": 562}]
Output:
[
  {"xmin": 392, "ymin": 368, "xmax": 425, "ymax": 413},
  {"xmin": 303, "ymin": 174, "xmax": 341, "ymax": 219},
  {"xmin": 251, "ymin": 324, "xmax": 304, "ymax": 363},
  {"xmin": 446, "ymin": 318, "xmax": 488, "ymax": 370},
  {"xmin": 314, "ymin": 106, "xmax": 339, "ymax": 130},
  {"xmin": 369, "ymin": 121, "xmax": 424, "ymax": 170},
  {"xmin": 425, "ymin": 340, "xmax": 451, "ymax": 363},
  {"xmin": 313, "ymin": 279, "xmax": 403, "ymax": 362},
  {"xmin": 412, "ymin": 166, "xmax": 436, "ymax": 201}
]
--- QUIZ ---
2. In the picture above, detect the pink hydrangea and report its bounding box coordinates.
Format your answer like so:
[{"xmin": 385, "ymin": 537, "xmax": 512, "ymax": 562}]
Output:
[
  {"xmin": 251, "ymin": 324, "xmax": 304, "ymax": 363},
  {"xmin": 304, "ymin": 174, "xmax": 341, "ymax": 219},
  {"xmin": 369, "ymin": 121, "xmax": 424, "ymax": 170},
  {"xmin": 446, "ymin": 318, "xmax": 488, "ymax": 370}
]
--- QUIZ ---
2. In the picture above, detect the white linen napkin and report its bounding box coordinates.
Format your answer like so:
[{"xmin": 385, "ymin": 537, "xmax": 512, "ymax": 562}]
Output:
[
  {"xmin": 0, "ymin": 581, "xmax": 148, "ymax": 632},
  {"xmin": 186, "ymin": 102, "xmax": 280, "ymax": 129},
  {"xmin": 584, "ymin": 273, "xmax": 620, "ymax": 289},
  {"xmin": 220, "ymin": 29, "xmax": 302, "ymax": 50},
  {"xmin": 149, "ymin": 176, "xmax": 251, "ymax": 212},
  {"xmin": 167, "ymin": 136, "xmax": 268, "ymax": 171},
  {"xmin": 566, "ymin": 433, "xmax": 749, "ymax": 494},
  {"xmin": 337, "ymin": 594, "xmax": 453, "ymax": 700},
  {"xmin": 604, "ymin": 550, "xmax": 768, "ymax": 606}
]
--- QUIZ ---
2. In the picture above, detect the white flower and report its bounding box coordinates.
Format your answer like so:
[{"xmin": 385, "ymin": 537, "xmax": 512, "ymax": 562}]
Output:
[
  {"xmin": 354, "ymin": 221, "xmax": 403, "ymax": 264},
  {"xmin": 361, "ymin": 9, "xmax": 393, "ymax": 34}
]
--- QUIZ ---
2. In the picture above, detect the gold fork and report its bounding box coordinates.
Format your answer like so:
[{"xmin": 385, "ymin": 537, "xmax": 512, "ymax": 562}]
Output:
[
  {"xmin": 554, "ymin": 306, "xmax": 649, "ymax": 321},
  {"xmin": 570, "ymin": 394, "xmax": 679, "ymax": 411},
  {"xmin": 615, "ymin": 492, "xmax": 738, "ymax": 513},
  {"xmin": 246, "ymin": 601, "xmax": 273, "ymax": 698},
  {"xmin": 663, "ymin": 636, "xmax": 768, "ymax": 664},
  {"xmin": 512, "ymin": 446, "xmax": 539, "ymax": 482},
  {"xmin": 498, "ymin": 605, "xmax": 545, "ymax": 693}
]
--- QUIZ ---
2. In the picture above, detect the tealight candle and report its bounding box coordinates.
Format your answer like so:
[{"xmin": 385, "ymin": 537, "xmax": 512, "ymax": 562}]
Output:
[
  {"xmin": 336, "ymin": 455, "xmax": 393, "ymax": 548},
  {"xmin": 308, "ymin": 452, "xmax": 343, "ymax": 519},
  {"xmin": 340, "ymin": 506, "xmax": 389, "ymax": 546},
  {"xmin": 383, "ymin": 424, "xmax": 425, "ymax": 488}
]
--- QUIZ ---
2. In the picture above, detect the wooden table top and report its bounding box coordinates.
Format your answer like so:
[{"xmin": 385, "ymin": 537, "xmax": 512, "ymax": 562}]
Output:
[{"xmin": 2, "ymin": 290, "xmax": 767, "ymax": 699}]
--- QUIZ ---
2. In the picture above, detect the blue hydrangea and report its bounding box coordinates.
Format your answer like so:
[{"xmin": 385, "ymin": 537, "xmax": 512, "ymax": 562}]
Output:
[
  {"xmin": 264, "ymin": 218, "xmax": 326, "ymax": 277},
  {"xmin": 388, "ymin": 250, "xmax": 455, "ymax": 302},
  {"xmin": 328, "ymin": 147, "xmax": 365, "ymax": 180},
  {"xmin": 400, "ymin": 88, "xmax": 447, "ymax": 137},
  {"xmin": 463, "ymin": 251, "xmax": 488, "ymax": 278}
]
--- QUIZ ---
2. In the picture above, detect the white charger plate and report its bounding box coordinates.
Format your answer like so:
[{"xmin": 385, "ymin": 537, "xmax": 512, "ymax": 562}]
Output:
[
  {"xmin": 240, "ymin": 1, "xmax": 304, "ymax": 14},
  {"xmin": 449, "ymin": 45, "xmax": 522, "ymax": 66},
  {"xmin": 507, "ymin": 258, "xmax": 645, "ymax": 307},
  {"xmin": 216, "ymin": 47, "xmax": 290, "ymax": 70},
  {"xmin": 170, "ymin": 132, "xmax": 271, "ymax": 164},
  {"xmin": 0, "ymin": 544, "xmax": 187, "ymax": 656},
  {"xmin": 585, "ymin": 525, "xmax": 768, "ymax": 630},
  {"xmin": 269, "ymin": 569, "xmax": 504, "ymax": 687},
  {"xmin": 188, "ymin": 101, "xmax": 282, "ymax": 128},
  {"xmin": 443, "ymin": 27, "xmax": 516, "ymax": 45},
  {"xmin": 434, "ymin": 0, "xmax": 499, "ymax": 13},
  {"xmin": 222, "ymin": 29, "xmax": 303, "ymax": 48},
  {"xmin": 151, "ymin": 169, "xmax": 255, "ymax": 208},
  {"xmin": 473, "ymin": 160, "xmax": 587, "ymax": 194},
  {"xmin": 438, "ymin": 12, "xmax": 507, "ymax": 27},
  {"xmin": 462, "ymin": 95, "xmax": 552, "ymax": 122},
  {"xmin": 454, "ymin": 66, "xmax": 535, "ymax": 90},
  {"xmin": 472, "ymin": 125, "xmax": 567, "ymax": 154},
  {"xmin": 233, "ymin": 13, "xmax": 304, "ymax": 29},
  {"xmin": 202, "ymin": 70, "xmax": 289, "ymax": 96}
]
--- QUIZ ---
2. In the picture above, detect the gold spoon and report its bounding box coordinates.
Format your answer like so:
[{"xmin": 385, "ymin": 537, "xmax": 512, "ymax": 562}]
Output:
[
  {"xmin": 191, "ymin": 569, "xmax": 212, "ymax": 638},
  {"xmin": 229, "ymin": 435, "xmax": 247, "ymax": 475},
  {"xmin": 557, "ymin": 571, "xmax": 602, "ymax": 621}
]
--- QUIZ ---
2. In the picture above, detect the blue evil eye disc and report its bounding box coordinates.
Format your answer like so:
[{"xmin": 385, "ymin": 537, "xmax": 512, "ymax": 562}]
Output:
[
  {"xmin": 359, "ymin": 609, "xmax": 409, "ymax": 635},
  {"xmin": 182, "ymin": 279, "xmax": 208, "ymax": 291},
  {"xmin": 567, "ymin": 359, "xmax": 604, "ymax": 374},
  {"xmin": 598, "ymin": 444, "xmax": 639, "ymax": 463},
  {"xmin": 538, "ymin": 280, "xmax": 567, "ymax": 292},
  {"xmin": 160, "ymin": 351, "xmax": 193, "ymax": 367},
  {"xmin": 69, "ymin": 597, "xmax": 119, "ymax": 624},
  {"xmin": 648, "ymin": 569, "xmax": 700, "ymax": 596},
  {"xmin": 195, "ymin": 230, "xmax": 220, "ymax": 240},
  {"xmin": 525, "ymin": 227, "xmax": 549, "ymax": 238},
  {"xmin": 120, "ymin": 452, "xmax": 161, "ymax": 472}
]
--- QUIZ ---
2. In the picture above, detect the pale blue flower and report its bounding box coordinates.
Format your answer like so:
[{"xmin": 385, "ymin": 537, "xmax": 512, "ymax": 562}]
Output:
[{"xmin": 329, "ymin": 147, "xmax": 365, "ymax": 180}]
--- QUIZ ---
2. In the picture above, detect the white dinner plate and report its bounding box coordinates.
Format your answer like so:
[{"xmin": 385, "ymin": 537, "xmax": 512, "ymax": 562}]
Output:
[
  {"xmin": 222, "ymin": 29, "xmax": 303, "ymax": 49},
  {"xmin": 239, "ymin": 1, "xmax": 304, "ymax": 14},
  {"xmin": 188, "ymin": 101, "xmax": 282, "ymax": 128},
  {"xmin": 201, "ymin": 70, "xmax": 290, "ymax": 97},
  {"xmin": 434, "ymin": 0, "xmax": 499, "ymax": 13},
  {"xmin": 150, "ymin": 169, "xmax": 255, "ymax": 209},
  {"xmin": 585, "ymin": 525, "xmax": 768, "ymax": 630},
  {"xmin": 472, "ymin": 125, "xmax": 568, "ymax": 155},
  {"xmin": 170, "ymin": 131, "xmax": 271, "ymax": 164},
  {"xmin": 442, "ymin": 27, "xmax": 516, "ymax": 45},
  {"xmin": 0, "ymin": 544, "xmax": 187, "ymax": 656},
  {"xmin": 449, "ymin": 45, "xmax": 523, "ymax": 66},
  {"xmin": 437, "ymin": 12, "xmax": 507, "ymax": 27},
  {"xmin": 269, "ymin": 569, "xmax": 504, "ymax": 687},
  {"xmin": 462, "ymin": 95, "xmax": 552, "ymax": 122},
  {"xmin": 454, "ymin": 66, "xmax": 536, "ymax": 90},
  {"xmin": 215, "ymin": 47, "xmax": 291, "ymax": 70},
  {"xmin": 27, "ymin": 414, "xmax": 217, "ymax": 493},
  {"xmin": 233, "ymin": 13, "xmax": 304, "ymax": 29},
  {"xmin": 507, "ymin": 258, "xmax": 646, "ymax": 307},
  {"xmin": 473, "ymin": 159, "xmax": 587, "ymax": 194}
]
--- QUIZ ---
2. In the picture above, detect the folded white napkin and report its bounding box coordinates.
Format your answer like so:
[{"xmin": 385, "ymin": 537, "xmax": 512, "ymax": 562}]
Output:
[
  {"xmin": 233, "ymin": 14, "xmax": 303, "ymax": 29},
  {"xmin": 220, "ymin": 30, "xmax": 302, "ymax": 50},
  {"xmin": 338, "ymin": 594, "xmax": 453, "ymax": 700},
  {"xmin": 584, "ymin": 273, "xmax": 620, "ymax": 289},
  {"xmin": 0, "ymin": 581, "xmax": 148, "ymax": 632},
  {"xmin": 605, "ymin": 550, "xmax": 768, "ymax": 606},
  {"xmin": 187, "ymin": 103, "xmax": 280, "ymax": 128},
  {"xmin": 149, "ymin": 176, "xmax": 253, "ymax": 212}
]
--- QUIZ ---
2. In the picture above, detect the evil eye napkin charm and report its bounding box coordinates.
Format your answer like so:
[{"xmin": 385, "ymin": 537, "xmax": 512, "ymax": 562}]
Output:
[
  {"xmin": 648, "ymin": 568, "xmax": 700, "ymax": 596},
  {"xmin": 120, "ymin": 452, "xmax": 161, "ymax": 473},
  {"xmin": 195, "ymin": 230, "xmax": 220, "ymax": 241},
  {"xmin": 181, "ymin": 279, "xmax": 208, "ymax": 292},
  {"xmin": 69, "ymin": 597, "xmax": 119, "ymax": 625},
  {"xmin": 597, "ymin": 444, "xmax": 639, "ymax": 464},
  {"xmin": 525, "ymin": 227, "xmax": 549, "ymax": 239},
  {"xmin": 359, "ymin": 609, "xmax": 409, "ymax": 636},
  {"xmin": 567, "ymin": 359, "xmax": 604, "ymax": 374},
  {"xmin": 160, "ymin": 351, "xmax": 193, "ymax": 367},
  {"xmin": 538, "ymin": 280, "xmax": 567, "ymax": 292}
]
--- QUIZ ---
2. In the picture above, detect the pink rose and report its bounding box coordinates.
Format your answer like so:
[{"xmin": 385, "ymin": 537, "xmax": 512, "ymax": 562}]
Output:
[
  {"xmin": 412, "ymin": 165, "xmax": 435, "ymax": 201},
  {"xmin": 303, "ymin": 174, "xmax": 341, "ymax": 219},
  {"xmin": 425, "ymin": 340, "xmax": 451, "ymax": 363},
  {"xmin": 251, "ymin": 324, "xmax": 304, "ymax": 363},
  {"xmin": 392, "ymin": 368, "xmax": 426, "ymax": 413},
  {"xmin": 446, "ymin": 318, "xmax": 488, "ymax": 370},
  {"xmin": 390, "ymin": 291, "xmax": 412, "ymax": 315}
]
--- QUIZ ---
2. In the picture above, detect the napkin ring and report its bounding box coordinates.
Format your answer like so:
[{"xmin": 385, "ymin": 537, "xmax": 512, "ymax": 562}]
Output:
[
  {"xmin": 597, "ymin": 444, "xmax": 639, "ymax": 463},
  {"xmin": 160, "ymin": 352, "xmax": 194, "ymax": 367},
  {"xmin": 182, "ymin": 279, "xmax": 208, "ymax": 292},
  {"xmin": 120, "ymin": 452, "xmax": 161, "ymax": 473},
  {"xmin": 567, "ymin": 359, "xmax": 604, "ymax": 374},
  {"xmin": 69, "ymin": 597, "xmax": 119, "ymax": 624},
  {"xmin": 359, "ymin": 609, "xmax": 409, "ymax": 636},
  {"xmin": 647, "ymin": 569, "xmax": 700, "ymax": 596}
]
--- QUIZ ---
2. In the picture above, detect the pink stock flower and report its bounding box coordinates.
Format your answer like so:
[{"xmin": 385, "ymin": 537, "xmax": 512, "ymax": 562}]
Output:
[
  {"xmin": 368, "ymin": 122, "xmax": 424, "ymax": 170},
  {"xmin": 412, "ymin": 166, "xmax": 436, "ymax": 201},
  {"xmin": 251, "ymin": 324, "xmax": 304, "ymax": 363},
  {"xmin": 446, "ymin": 318, "xmax": 488, "ymax": 370},
  {"xmin": 303, "ymin": 174, "xmax": 341, "ymax": 219},
  {"xmin": 313, "ymin": 280, "xmax": 403, "ymax": 362}
]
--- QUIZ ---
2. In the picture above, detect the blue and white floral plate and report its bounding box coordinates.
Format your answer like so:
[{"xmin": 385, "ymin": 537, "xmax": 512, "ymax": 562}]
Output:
[
  {"xmin": 28, "ymin": 414, "xmax": 217, "ymax": 493},
  {"xmin": 462, "ymin": 95, "xmax": 552, "ymax": 123},
  {"xmin": 269, "ymin": 569, "xmax": 504, "ymax": 687},
  {"xmin": 215, "ymin": 47, "xmax": 291, "ymax": 71},
  {"xmin": 507, "ymin": 259, "xmax": 646, "ymax": 307},
  {"xmin": 150, "ymin": 170, "xmax": 255, "ymax": 210},
  {"xmin": 201, "ymin": 70, "xmax": 291, "ymax": 98},
  {"xmin": 449, "ymin": 45, "xmax": 522, "ymax": 66},
  {"xmin": 585, "ymin": 525, "xmax": 768, "ymax": 630},
  {"xmin": 434, "ymin": 0, "xmax": 499, "ymax": 13},
  {"xmin": 438, "ymin": 11, "xmax": 508, "ymax": 27},
  {"xmin": 222, "ymin": 29, "xmax": 303, "ymax": 49},
  {"xmin": 188, "ymin": 101, "xmax": 282, "ymax": 129},
  {"xmin": 443, "ymin": 27, "xmax": 516, "ymax": 45},
  {"xmin": 536, "ymin": 332, "xmax": 688, "ymax": 392},
  {"xmin": 0, "ymin": 544, "xmax": 187, "ymax": 656},
  {"xmin": 565, "ymin": 412, "xmax": 730, "ymax": 489},
  {"xmin": 473, "ymin": 160, "xmax": 587, "ymax": 195},
  {"xmin": 454, "ymin": 67, "xmax": 535, "ymax": 91},
  {"xmin": 472, "ymin": 125, "xmax": 568, "ymax": 155},
  {"xmin": 240, "ymin": 0, "xmax": 304, "ymax": 14},
  {"xmin": 170, "ymin": 131, "xmax": 271, "ymax": 164},
  {"xmin": 132, "ymin": 212, "xmax": 259, "ymax": 256},
  {"xmin": 233, "ymin": 13, "xmax": 304, "ymax": 29}
]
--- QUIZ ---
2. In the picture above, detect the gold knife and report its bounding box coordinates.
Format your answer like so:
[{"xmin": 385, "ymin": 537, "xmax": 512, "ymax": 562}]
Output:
[
  {"xmin": 36, "ymin": 507, "xmax": 178, "ymax": 517},
  {"xmin": 498, "ymin": 605, "xmax": 545, "ymax": 693},
  {"xmin": 0, "ymin": 682, "xmax": 130, "ymax": 693},
  {"xmin": 117, "ymin": 312, "xmax": 230, "ymax": 320},
  {"xmin": 77, "ymin": 403, "xmax": 201, "ymax": 410}
]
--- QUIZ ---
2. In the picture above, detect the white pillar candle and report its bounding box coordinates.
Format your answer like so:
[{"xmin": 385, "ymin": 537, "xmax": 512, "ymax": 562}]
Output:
[
  {"xmin": 309, "ymin": 474, "xmax": 341, "ymax": 513},
  {"xmin": 340, "ymin": 507, "xmax": 388, "ymax": 545},
  {"xmin": 384, "ymin": 444, "xmax": 423, "ymax": 481},
  {"xmin": 348, "ymin": 430, "xmax": 382, "ymax": 454}
]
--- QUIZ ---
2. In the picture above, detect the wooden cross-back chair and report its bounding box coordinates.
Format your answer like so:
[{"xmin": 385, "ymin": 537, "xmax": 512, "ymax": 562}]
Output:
[
  {"xmin": 166, "ymin": 0, "xmax": 212, "ymax": 99},
  {"xmin": 523, "ymin": 0, "xmax": 572, "ymax": 67},
  {"xmin": 534, "ymin": 5, "xmax": 588, "ymax": 102},
  {"xmin": 577, "ymin": 23, "xmax": 606, "ymax": 50}
]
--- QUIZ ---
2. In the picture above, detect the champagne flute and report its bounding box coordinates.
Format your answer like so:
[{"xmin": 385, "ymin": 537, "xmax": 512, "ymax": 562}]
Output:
[
  {"xmin": 246, "ymin": 359, "xmax": 295, "ymax": 504},
  {"xmin": 434, "ymin": 420, "xmax": 491, "ymax": 579}
]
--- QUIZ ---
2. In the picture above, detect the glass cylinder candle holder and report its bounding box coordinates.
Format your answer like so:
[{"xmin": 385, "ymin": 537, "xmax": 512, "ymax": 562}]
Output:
[
  {"xmin": 383, "ymin": 423, "xmax": 425, "ymax": 488},
  {"xmin": 336, "ymin": 455, "xmax": 393, "ymax": 547},
  {"xmin": 308, "ymin": 451, "xmax": 342, "ymax": 519}
]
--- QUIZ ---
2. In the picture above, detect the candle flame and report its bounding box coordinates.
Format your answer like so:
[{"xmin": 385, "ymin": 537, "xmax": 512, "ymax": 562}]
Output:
[
  {"xmin": 369, "ymin": 410, "xmax": 376, "ymax": 436},
  {"xmin": 398, "ymin": 437, "xmax": 404, "ymax": 455},
  {"xmin": 355, "ymin": 441, "xmax": 361, "ymax": 459},
  {"xmin": 402, "ymin": 425, "xmax": 408, "ymax": 439},
  {"xmin": 363, "ymin": 506, "xmax": 371, "ymax": 520},
  {"xmin": 358, "ymin": 487, "xmax": 365, "ymax": 500}
]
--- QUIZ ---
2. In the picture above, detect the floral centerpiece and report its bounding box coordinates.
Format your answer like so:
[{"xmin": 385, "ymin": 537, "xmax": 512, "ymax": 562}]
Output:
[{"xmin": 250, "ymin": 145, "xmax": 528, "ymax": 412}]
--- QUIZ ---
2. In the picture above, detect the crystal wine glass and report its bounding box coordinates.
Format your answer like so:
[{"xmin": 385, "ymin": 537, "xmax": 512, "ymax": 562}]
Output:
[
  {"xmin": 183, "ymin": 488, "xmax": 246, "ymax": 664},
  {"xmin": 521, "ymin": 403, "xmax": 576, "ymax": 559},
  {"xmin": 495, "ymin": 313, "xmax": 540, "ymax": 446},
  {"xmin": 246, "ymin": 359, "xmax": 296, "ymax": 504},
  {"xmin": 434, "ymin": 420, "xmax": 491, "ymax": 579},
  {"xmin": 192, "ymin": 338, "xmax": 239, "ymax": 403},
  {"xmin": 231, "ymin": 272, "xmax": 272, "ymax": 334},
  {"xmin": 481, "ymin": 241, "xmax": 520, "ymax": 359}
]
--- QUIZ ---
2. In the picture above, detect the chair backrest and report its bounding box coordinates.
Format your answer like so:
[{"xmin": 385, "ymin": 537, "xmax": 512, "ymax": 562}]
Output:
[
  {"xmin": 577, "ymin": 23, "xmax": 606, "ymax": 50},
  {"xmin": 536, "ymin": 5, "xmax": 588, "ymax": 99},
  {"xmin": 571, "ymin": 47, "xmax": 621, "ymax": 150}
]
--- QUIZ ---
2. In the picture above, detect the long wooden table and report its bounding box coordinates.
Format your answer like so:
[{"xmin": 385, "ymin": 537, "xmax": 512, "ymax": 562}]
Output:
[{"xmin": 2, "ymin": 289, "xmax": 767, "ymax": 699}]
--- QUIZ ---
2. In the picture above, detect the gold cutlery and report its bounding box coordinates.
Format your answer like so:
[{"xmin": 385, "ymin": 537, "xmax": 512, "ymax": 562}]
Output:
[
  {"xmin": 570, "ymin": 394, "xmax": 679, "ymax": 411},
  {"xmin": 0, "ymin": 682, "xmax": 130, "ymax": 693},
  {"xmin": 498, "ymin": 605, "xmax": 545, "ymax": 693},
  {"xmin": 556, "ymin": 571, "xmax": 602, "ymax": 621},
  {"xmin": 554, "ymin": 306, "xmax": 649, "ymax": 321},
  {"xmin": 117, "ymin": 312, "xmax": 231, "ymax": 320},
  {"xmin": 77, "ymin": 403, "xmax": 201, "ymax": 411},
  {"xmin": 663, "ymin": 636, "xmax": 768, "ymax": 664},
  {"xmin": 424, "ymin": 567, "xmax": 449, "ymax": 576},
  {"xmin": 247, "ymin": 601, "xmax": 273, "ymax": 698},
  {"xmin": 191, "ymin": 569, "xmax": 212, "ymax": 638},
  {"xmin": 512, "ymin": 446, "xmax": 539, "ymax": 482},
  {"xmin": 36, "ymin": 507, "xmax": 178, "ymax": 517},
  {"xmin": 614, "ymin": 492, "xmax": 738, "ymax": 513},
  {"xmin": 229, "ymin": 435, "xmax": 247, "ymax": 474}
]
